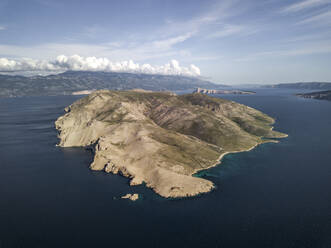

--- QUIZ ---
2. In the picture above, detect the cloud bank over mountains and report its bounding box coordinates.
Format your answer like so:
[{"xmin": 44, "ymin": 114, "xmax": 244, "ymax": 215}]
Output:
[{"xmin": 0, "ymin": 55, "xmax": 201, "ymax": 77}]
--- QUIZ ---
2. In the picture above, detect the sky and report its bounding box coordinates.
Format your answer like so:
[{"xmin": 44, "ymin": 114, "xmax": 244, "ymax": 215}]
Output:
[{"xmin": 0, "ymin": 0, "xmax": 331, "ymax": 84}]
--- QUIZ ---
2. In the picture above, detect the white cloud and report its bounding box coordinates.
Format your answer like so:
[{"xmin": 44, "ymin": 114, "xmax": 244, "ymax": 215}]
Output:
[
  {"xmin": 281, "ymin": 0, "xmax": 330, "ymax": 13},
  {"xmin": 0, "ymin": 55, "xmax": 201, "ymax": 77},
  {"xmin": 0, "ymin": 26, "xmax": 6, "ymax": 31},
  {"xmin": 0, "ymin": 57, "xmax": 57, "ymax": 71}
]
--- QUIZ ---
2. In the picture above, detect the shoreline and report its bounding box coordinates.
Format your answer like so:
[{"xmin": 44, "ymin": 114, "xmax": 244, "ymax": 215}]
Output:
[
  {"xmin": 190, "ymin": 120, "xmax": 288, "ymax": 180},
  {"xmin": 189, "ymin": 137, "xmax": 286, "ymax": 196},
  {"xmin": 192, "ymin": 141, "xmax": 262, "ymax": 177},
  {"xmin": 56, "ymin": 126, "xmax": 288, "ymax": 199}
]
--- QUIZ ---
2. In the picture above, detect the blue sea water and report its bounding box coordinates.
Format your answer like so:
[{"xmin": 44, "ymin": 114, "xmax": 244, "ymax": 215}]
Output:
[{"xmin": 0, "ymin": 89, "xmax": 331, "ymax": 248}]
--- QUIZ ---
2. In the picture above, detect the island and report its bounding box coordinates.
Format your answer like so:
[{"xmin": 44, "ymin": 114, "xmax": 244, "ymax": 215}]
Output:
[
  {"xmin": 121, "ymin": 193, "xmax": 139, "ymax": 201},
  {"xmin": 55, "ymin": 90, "xmax": 287, "ymax": 198},
  {"xmin": 296, "ymin": 90, "xmax": 331, "ymax": 101},
  {"xmin": 267, "ymin": 82, "xmax": 331, "ymax": 90},
  {"xmin": 194, "ymin": 88, "xmax": 255, "ymax": 95}
]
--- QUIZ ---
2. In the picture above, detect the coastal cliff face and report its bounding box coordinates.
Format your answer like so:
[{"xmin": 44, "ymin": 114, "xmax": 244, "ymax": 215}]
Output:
[{"xmin": 55, "ymin": 90, "xmax": 287, "ymax": 198}]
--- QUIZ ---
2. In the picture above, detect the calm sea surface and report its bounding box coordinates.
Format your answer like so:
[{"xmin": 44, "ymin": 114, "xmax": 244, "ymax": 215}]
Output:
[{"xmin": 0, "ymin": 89, "xmax": 331, "ymax": 248}]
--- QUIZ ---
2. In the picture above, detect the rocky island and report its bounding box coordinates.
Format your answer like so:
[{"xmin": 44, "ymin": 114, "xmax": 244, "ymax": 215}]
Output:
[
  {"xmin": 296, "ymin": 90, "xmax": 331, "ymax": 101},
  {"xmin": 194, "ymin": 88, "xmax": 255, "ymax": 95},
  {"xmin": 55, "ymin": 90, "xmax": 287, "ymax": 198},
  {"xmin": 121, "ymin": 193, "xmax": 139, "ymax": 201}
]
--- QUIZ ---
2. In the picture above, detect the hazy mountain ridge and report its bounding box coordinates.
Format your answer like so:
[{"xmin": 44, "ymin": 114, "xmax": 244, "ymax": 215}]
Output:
[
  {"xmin": 2, "ymin": 71, "xmax": 330, "ymax": 98},
  {"xmin": 0, "ymin": 71, "xmax": 228, "ymax": 97},
  {"xmin": 267, "ymin": 82, "xmax": 331, "ymax": 90}
]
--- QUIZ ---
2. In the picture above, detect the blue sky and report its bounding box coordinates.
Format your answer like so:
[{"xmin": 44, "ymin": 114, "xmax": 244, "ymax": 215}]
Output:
[{"xmin": 0, "ymin": 0, "xmax": 331, "ymax": 84}]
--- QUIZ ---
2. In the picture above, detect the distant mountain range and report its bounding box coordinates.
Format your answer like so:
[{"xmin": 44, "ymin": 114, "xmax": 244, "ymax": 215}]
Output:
[
  {"xmin": 267, "ymin": 82, "xmax": 331, "ymax": 90},
  {"xmin": 1, "ymin": 71, "xmax": 331, "ymax": 98},
  {"xmin": 296, "ymin": 90, "xmax": 331, "ymax": 101},
  {"xmin": 0, "ymin": 71, "xmax": 228, "ymax": 98}
]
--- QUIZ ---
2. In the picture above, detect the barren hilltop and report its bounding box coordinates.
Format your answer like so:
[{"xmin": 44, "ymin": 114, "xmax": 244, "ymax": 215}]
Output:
[{"xmin": 55, "ymin": 90, "xmax": 287, "ymax": 198}]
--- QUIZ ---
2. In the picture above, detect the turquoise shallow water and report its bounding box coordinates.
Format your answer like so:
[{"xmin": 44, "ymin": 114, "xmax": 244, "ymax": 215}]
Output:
[{"xmin": 0, "ymin": 89, "xmax": 331, "ymax": 248}]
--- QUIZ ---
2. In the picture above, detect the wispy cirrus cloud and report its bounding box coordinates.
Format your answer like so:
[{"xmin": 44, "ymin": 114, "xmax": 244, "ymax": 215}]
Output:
[
  {"xmin": 152, "ymin": 32, "xmax": 194, "ymax": 50},
  {"xmin": 282, "ymin": 31, "xmax": 331, "ymax": 43},
  {"xmin": 281, "ymin": 0, "xmax": 330, "ymax": 13},
  {"xmin": 157, "ymin": 0, "xmax": 261, "ymax": 43},
  {"xmin": 235, "ymin": 42, "xmax": 331, "ymax": 62},
  {"xmin": 297, "ymin": 10, "xmax": 331, "ymax": 25},
  {"xmin": 206, "ymin": 24, "xmax": 260, "ymax": 39},
  {"xmin": 0, "ymin": 32, "xmax": 194, "ymax": 62},
  {"xmin": 154, "ymin": 0, "xmax": 244, "ymax": 40},
  {"xmin": 207, "ymin": 25, "xmax": 243, "ymax": 39},
  {"xmin": 0, "ymin": 0, "xmax": 256, "ymax": 71},
  {"xmin": 0, "ymin": 25, "xmax": 6, "ymax": 31}
]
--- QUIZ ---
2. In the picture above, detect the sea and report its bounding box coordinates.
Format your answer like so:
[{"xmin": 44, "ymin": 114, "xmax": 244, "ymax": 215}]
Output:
[{"xmin": 0, "ymin": 88, "xmax": 331, "ymax": 248}]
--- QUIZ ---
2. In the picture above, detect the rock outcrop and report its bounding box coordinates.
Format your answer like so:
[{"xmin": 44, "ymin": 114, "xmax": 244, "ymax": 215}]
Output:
[
  {"xmin": 121, "ymin": 193, "xmax": 139, "ymax": 201},
  {"xmin": 55, "ymin": 90, "xmax": 287, "ymax": 198}
]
